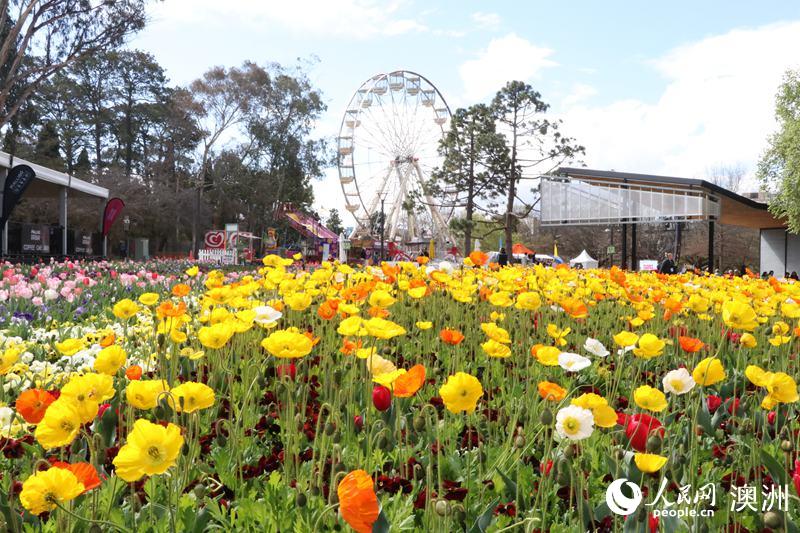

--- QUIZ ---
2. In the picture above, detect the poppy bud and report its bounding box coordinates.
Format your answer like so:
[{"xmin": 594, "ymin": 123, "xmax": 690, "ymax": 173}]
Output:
[
  {"xmin": 193, "ymin": 484, "xmax": 206, "ymax": 499},
  {"xmin": 295, "ymin": 492, "xmax": 307, "ymax": 507},
  {"xmin": 372, "ymin": 385, "xmax": 391, "ymax": 411},
  {"xmin": 764, "ymin": 511, "xmax": 783, "ymax": 529},
  {"xmin": 564, "ymin": 445, "xmax": 576, "ymax": 459},
  {"xmin": 781, "ymin": 440, "xmax": 794, "ymax": 453},
  {"xmin": 434, "ymin": 499, "xmax": 449, "ymax": 516},
  {"xmin": 540, "ymin": 408, "xmax": 553, "ymax": 425},
  {"xmin": 413, "ymin": 416, "xmax": 426, "ymax": 432},
  {"xmin": 353, "ymin": 415, "xmax": 364, "ymax": 431},
  {"xmin": 646, "ymin": 435, "xmax": 663, "ymax": 453},
  {"xmin": 324, "ymin": 422, "xmax": 335, "ymax": 436}
]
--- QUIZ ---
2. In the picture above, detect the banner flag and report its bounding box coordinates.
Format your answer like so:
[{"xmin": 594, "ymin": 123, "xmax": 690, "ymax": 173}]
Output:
[{"xmin": 102, "ymin": 198, "xmax": 125, "ymax": 236}]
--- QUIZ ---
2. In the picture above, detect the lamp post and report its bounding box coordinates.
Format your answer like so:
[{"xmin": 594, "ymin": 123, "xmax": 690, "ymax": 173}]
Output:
[
  {"xmin": 122, "ymin": 216, "xmax": 131, "ymax": 260},
  {"xmin": 379, "ymin": 196, "xmax": 386, "ymax": 263}
]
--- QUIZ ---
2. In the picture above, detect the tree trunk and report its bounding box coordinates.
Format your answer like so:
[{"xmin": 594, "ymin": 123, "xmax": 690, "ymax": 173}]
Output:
[
  {"xmin": 504, "ymin": 108, "xmax": 518, "ymax": 252},
  {"xmin": 464, "ymin": 123, "xmax": 475, "ymax": 255}
]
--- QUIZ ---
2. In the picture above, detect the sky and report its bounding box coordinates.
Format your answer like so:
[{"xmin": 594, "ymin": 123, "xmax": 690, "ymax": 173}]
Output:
[{"xmin": 129, "ymin": 0, "xmax": 800, "ymax": 223}]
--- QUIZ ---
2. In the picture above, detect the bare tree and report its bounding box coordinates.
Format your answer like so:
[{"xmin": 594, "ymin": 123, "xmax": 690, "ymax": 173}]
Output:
[{"xmin": 0, "ymin": 0, "xmax": 150, "ymax": 130}]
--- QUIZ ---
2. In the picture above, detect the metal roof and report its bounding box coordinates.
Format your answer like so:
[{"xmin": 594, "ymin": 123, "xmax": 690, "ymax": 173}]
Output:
[
  {"xmin": 558, "ymin": 167, "xmax": 767, "ymax": 208},
  {"xmin": 0, "ymin": 151, "xmax": 109, "ymax": 199},
  {"xmin": 555, "ymin": 167, "xmax": 782, "ymax": 229}
]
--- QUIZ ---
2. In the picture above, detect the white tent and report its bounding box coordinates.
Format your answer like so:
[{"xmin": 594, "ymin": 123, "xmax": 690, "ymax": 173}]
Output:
[{"xmin": 570, "ymin": 249, "xmax": 599, "ymax": 269}]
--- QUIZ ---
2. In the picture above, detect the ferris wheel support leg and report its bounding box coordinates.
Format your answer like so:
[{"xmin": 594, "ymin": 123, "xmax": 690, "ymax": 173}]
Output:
[
  {"xmin": 362, "ymin": 162, "xmax": 396, "ymax": 234},
  {"xmin": 386, "ymin": 163, "xmax": 412, "ymax": 242}
]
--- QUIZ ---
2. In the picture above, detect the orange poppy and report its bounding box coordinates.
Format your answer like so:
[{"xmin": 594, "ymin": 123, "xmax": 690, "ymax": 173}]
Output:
[
  {"xmin": 172, "ymin": 283, "xmax": 191, "ymax": 297},
  {"xmin": 560, "ymin": 297, "xmax": 588, "ymax": 319},
  {"xmin": 126, "ymin": 365, "xmax": 143, "ymax": 380},
  {"xmin": 649, "ymin": 289, "xmax": 666, "ymax": 304},
  {"xmin": 609, "ymin": 266, "xmax": 627, "ymax": 287},
  {"xmin": 678, "ymin": 336, "xmax": 705, "ymax": 353},
  {"xmin": 662, "ymin": 297, "xmax": 682, "ymax": 320},
  {"xmin": 342, "ymin": 286, "xmax": 369, "ymax": 302},
  {"xmin": 469, "ymin": 250, "xmax": 489, "ymax": 266},
  {"xmin": 156, "ymin": 301, "xmax": 187, "ymax": 319},
  {"xmin": 381, "ymin": 263, "xmax": 399, "ymax": 281},
  {"xmin": 393, "ymin": 365, "xmax": 426, "ymax": 398},
  {"xmin": 337, "ymin": 470, "xmax": 379, "ymax": 533},
  {"xmin": 99, "ymin": 332, "xmax": 116, "ymax": 348},
  {"xmin": 15, "ymin": 389, "xmax": 56, "ymax": 424},
  {"xmin": 367, "ymin": 306, "xmax": 390, "ymax": 318},
  {"xmin": 537, "ymin": 381, "xmax": 567, "ymax": 402},
  {"xmin": 340, "ymin": 339, "xmax": 362, "ymax": 355},
  {"xmin": 318, "ymin": 300, "xmax": 338, "ymax": 320},
  {"xmin": 409, "ymin": 278, "xmax": 427, "ymax": 289},
  {"xmin": 417, "ymin": 256, "xmax": 429, "ymax": 265},
  {"xmin": 440, "ymin": 328, "xmax": 465, "ymax": 345},
  {"xmin": 304, "ymin": 331, "xmax": 321, "ymax": 346},
  {"xmin": 625, "ymin": 289, "xmax": 645, "ymax": 303},
  {"xmin": 51, "ymin": 462, "xmax": 102, "ymax": 492}
]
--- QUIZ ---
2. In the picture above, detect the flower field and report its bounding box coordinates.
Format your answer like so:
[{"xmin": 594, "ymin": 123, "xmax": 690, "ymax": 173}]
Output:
[{"xmin": 1, "ymin": 255, "xmax": 800, "ymax": 532}]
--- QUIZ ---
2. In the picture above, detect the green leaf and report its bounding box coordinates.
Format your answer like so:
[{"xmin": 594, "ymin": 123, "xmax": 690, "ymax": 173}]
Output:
[
  {"xmin": 496, "ymin": 468, "xmax": 517, "ymax": 500},
  {"xmin": 467, "ymin": 497, "xmax": 500, "ymax": 533},
  {"xmin": 372, "ymin": 509, "xmax": 391, "ymax": 533},
  {"xmin": 697, "ymin": 398, "xmax": 714, "ymax": 435},
  {"xmin": 760, "ymin": 449, "xmax": 788, "ymax": 485}
]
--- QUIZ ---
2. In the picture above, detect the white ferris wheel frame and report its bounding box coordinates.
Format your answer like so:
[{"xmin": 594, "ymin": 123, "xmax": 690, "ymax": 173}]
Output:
[{"xmin": 337, "ymin": 70, "xmax": 455, "ymax": 245}]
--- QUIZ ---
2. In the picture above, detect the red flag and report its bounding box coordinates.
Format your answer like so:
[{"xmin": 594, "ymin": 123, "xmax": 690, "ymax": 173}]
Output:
[{"xmin": 102, "ymin": 198, "xmax": 125, "ymax": 237}]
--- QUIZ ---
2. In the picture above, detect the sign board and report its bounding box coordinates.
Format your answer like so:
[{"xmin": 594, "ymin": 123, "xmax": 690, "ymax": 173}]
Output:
[
  {"xmin": 21, "ymin": 224, "xmax": 50, "ymax": 253},
  {"xmin": 639, "ymin": 259, "xmax": 659, "ymax": 271},
  {"xmin": 74, "ymin": 231, "xmax": 93, "ymax": 255},
  {"xmin": 199, "ymin": 248, "xmax": 236, "ymax": 265},
  {"xmin": 607, "ymin": 245, "xmax": 616, "ymax": 254}
]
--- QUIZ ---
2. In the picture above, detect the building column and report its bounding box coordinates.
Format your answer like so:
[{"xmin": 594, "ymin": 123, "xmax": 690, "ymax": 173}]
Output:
[
  {"xmin": 59, "ymin": 186, "xmax": 68, "ymax": 256},
  {"xmin": 708, "ymin": 220, "xmax": 715, "ymax": 272},
  {"xmin": 0, "ymin": 168, "xmax": 7, "ymax": 256},
  {"xmin": 100, "ymin": 200, "xmax": 107, "ymax": 258},
  {"xmin": 631, "ymin": 223, "xmax": 638, "ymax": 271},
  {"xmin": 621, "ymin": 223, "xmax": 628, "ymax": 270}
]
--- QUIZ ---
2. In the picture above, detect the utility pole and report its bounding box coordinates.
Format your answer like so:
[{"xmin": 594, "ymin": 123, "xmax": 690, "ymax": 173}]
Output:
[{"xmin": 379, "ymin": 196, "xmax": 385, "ymax": 263}]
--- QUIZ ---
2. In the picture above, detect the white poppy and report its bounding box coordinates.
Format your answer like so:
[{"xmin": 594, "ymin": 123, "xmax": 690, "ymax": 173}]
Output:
[
  {"xmin": 584, "ymin": 337, "xmax": 610, "ymax": 357},
  {"xmin": 253, "ymin": 305, "xmax": 282, "ymax": 326},
  {"xmin": 662, "ymin": 368, "xmax": 696, "ymax": 395},
  {"xmin": 555, "ymin": 405, "xmax": 595, "ymax": 440},
  {"xmin": 558, "ymin": 352, "xmax": 592, "ymax": 372}
]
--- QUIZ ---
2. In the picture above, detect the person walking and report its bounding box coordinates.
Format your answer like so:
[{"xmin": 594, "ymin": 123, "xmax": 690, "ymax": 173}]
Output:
[
  {"xmin": 658, "ymin": 252, "xmax": 677, "ymax": 274},
  {"xmin": 498, "ymin": 247, "xmax": 508, "ymax": 267}
]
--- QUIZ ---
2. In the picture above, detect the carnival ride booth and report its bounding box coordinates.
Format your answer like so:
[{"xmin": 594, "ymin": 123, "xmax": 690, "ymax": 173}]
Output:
[
  {"xmin": 0, "ymin": 152, "xmax": 110, "ymax": 260},
  {"xmin": 570, "ymin": 249, "xmax": 599, "ymax": 269},
  {"xmin": 280, "ymin": 205, "xmax": 339, "ymax": 262}
]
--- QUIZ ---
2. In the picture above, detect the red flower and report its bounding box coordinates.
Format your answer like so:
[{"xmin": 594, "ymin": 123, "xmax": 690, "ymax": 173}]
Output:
[
  {"xmin": 624, "ymin": 413, "xmax": 664, "ymax": 452},
  {"xmin": 372, "ymin": 385, "xmax": 391, "ymax": 411},
  {"xmin": 706, "ymin": 395, "xmax": 722, "ymax": 414},
  {"xmin": 793, "ymin": 460, "xmax": 800, "ymax": 496}
]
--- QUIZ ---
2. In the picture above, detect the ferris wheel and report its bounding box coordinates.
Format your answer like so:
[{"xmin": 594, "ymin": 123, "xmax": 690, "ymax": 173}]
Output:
[{"xmin": 337, "ymin": 70, "xmax": 455, "ymax": 247}]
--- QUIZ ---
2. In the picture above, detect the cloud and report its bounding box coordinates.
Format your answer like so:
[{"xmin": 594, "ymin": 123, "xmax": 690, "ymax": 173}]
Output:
[
  {"xmin": 459, "ymin": 33, "xmax": 556, "ymax": 102},
  {"xmin": 470, "ymin": 11, "xmax": 501, "ymax": 30},
  {"xmin": 561, "ymin": 83, "xmax": 597, "ymax": 108},
  {"xmin": 560, "ymin": 21, "xmax": 800, "ymax": 190},
  {"xmin": 147, "ymin": 0, "xmax": 427, "ymax": 38}
]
